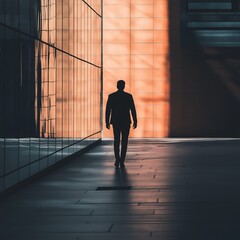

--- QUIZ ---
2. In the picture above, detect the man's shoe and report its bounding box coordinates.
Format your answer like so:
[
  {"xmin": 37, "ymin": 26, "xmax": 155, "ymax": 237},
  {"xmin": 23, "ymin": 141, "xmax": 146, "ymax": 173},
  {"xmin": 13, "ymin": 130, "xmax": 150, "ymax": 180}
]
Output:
[
  {"xmin": 120, "ymin": 162, "xmax": 125, "ymax": 168},
  {"xmin": 114, "ymin": 161, "xmax": 119, "ymax": 168}
]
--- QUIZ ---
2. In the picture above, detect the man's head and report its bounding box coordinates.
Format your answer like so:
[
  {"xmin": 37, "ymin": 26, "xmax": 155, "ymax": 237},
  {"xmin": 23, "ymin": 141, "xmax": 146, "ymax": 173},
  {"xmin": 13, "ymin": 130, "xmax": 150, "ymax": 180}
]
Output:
[{"xmin": 117, "ymin": 80, "xmax": 125, "ymax": 91}]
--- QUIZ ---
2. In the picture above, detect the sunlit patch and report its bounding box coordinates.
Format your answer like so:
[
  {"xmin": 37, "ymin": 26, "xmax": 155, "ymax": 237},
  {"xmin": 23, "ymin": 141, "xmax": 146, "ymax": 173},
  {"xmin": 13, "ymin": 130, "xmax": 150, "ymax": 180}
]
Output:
[
  {"xmin": 103, "ymin": 1, "xmax": 170, "ymax": 138},
  {"xmin": 36, "ymin": 0, "xmax": 102, "ymax": 138}
]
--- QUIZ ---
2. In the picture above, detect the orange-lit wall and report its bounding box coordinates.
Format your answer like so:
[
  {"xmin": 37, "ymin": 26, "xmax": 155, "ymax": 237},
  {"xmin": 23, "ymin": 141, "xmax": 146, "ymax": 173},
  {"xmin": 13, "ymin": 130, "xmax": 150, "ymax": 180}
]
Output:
[
  {"xmin": 103, "ymin": 0, "xmax": 170, "ymax": 138},
  {"xmin": 37, "ymin": 0, "xmax": 102, "ymax": 138},
  {"xmin": 0, "ymin": 0, "xmax": 103, "ymax": 193}
]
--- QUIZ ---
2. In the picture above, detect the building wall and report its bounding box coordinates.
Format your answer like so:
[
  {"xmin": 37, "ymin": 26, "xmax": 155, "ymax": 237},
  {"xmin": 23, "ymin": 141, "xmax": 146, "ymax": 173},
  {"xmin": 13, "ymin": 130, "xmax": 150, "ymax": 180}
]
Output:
[
  {"xmin": 0, "ymin": 0, "xmax": 102, "ymax": 193},
  {"xmin": 104, "ymin": 0, "xmax": 240, "ymax": 138},
  {"xmin": 169, "ymin": 0, "xmax": 240, "ymax": 137},
  {"xmin": 103, "ymin": 0, "xmax": 170, "ymax": 138}
]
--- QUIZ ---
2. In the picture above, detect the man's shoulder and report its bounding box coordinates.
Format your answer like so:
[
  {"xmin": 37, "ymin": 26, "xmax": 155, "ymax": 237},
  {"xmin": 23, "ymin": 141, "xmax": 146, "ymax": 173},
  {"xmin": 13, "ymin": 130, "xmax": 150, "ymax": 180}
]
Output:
[
  {"xmin": 124, "ymin": 92, "xmax": 132, "ymax": 96},
  {"xmin": 108, "ymin": 91, "xmax": 132, "ymax": 98},
  {"xmin": 108, "ymin": 92, "xmax": 116, "ymax": 99},
  {"xmin": 123, "ymin": 92, "xmax": 133, "ymax": 99},
  {"xmin": 109, "ymin": 92, "xmax": 116, "ymax": 97}
]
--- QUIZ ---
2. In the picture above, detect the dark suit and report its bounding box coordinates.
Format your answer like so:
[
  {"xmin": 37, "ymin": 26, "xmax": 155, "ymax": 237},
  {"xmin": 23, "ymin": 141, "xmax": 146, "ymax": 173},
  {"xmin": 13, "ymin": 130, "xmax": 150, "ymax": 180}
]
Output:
[{"xmin": 106, "ymin": 90, "xmax": 137, "ymax": 162}]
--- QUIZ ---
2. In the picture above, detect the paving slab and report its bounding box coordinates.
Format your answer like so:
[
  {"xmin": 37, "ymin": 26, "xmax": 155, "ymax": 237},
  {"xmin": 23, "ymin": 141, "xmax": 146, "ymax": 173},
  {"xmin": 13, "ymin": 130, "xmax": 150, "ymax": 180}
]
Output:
[{"xmin": 1, "ymin": 139, "xmax": 240, "ymax": 240}]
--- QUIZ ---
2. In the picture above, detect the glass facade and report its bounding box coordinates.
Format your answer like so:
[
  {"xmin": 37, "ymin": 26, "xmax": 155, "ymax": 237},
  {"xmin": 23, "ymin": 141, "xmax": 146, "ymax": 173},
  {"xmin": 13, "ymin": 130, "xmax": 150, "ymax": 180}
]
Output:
[
  {"xmin": 0, "ymin": 0, "xmax": 102, "ymax": 193},
  {"xmin": 182, "ymin": 0, "xmax": 240, "ymax": 46},
  {"xmin": 103, "ymin": 0, "xmax": 170, "ymax": 138}
]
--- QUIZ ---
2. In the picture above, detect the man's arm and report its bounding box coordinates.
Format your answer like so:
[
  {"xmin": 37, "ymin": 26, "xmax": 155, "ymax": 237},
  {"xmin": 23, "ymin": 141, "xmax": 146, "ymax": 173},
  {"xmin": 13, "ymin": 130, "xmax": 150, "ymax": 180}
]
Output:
[
  {"xmin": 105, "ymin": 95, "xmax": 111, "ymax": 129},
  {"xmin": 130, "ymin": 95, "xmax": 137, "ymax": 129}
]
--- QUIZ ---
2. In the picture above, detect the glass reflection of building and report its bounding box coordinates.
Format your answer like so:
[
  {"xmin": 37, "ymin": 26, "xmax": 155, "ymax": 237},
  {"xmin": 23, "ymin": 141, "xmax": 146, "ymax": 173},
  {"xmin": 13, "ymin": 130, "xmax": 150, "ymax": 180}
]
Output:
[{"xmin": 0, "ymin": 0, "xmax": 102, "ymax": 193}]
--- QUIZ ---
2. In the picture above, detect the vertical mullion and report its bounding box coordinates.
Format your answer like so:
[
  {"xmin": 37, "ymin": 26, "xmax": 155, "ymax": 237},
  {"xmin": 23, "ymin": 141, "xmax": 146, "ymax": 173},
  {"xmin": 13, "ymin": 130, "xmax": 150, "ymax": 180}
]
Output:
[{"xmin": 100, "ymin": 0, "xmax": 103, "ymax": 137}]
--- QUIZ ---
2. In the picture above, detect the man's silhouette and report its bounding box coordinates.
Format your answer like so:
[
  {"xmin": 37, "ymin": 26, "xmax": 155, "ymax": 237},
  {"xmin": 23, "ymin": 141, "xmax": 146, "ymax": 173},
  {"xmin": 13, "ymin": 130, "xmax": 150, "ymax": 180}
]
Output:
[{"xmin": 105, "ymin": 80, "xmax": 137, "ymax": 168}]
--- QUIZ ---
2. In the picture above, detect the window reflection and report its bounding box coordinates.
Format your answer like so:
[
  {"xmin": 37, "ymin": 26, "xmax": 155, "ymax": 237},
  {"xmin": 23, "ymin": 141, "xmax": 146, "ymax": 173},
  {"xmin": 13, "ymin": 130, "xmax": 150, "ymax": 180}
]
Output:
[{"xmin": 0, "ymin": 0, "xmax": 102, "ymax": 192}]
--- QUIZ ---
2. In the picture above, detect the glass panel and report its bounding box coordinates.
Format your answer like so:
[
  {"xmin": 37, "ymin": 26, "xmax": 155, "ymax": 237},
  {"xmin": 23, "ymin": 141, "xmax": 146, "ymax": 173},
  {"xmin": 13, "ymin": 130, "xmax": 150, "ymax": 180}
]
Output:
[
  {"xmin": 4, "ymin": 26, "xmax": 20, "ymax": 178},
  {"xmin": 19, "ymin": 34, "xmax": 33, "ymax": 170},
  {"xmin": 187, "ymin": 21, "xmax": 240, "ymax": 28},
  {"xmin": 0, "ymin": 140, "xmax": 4, "ymax": 177},
  {"xmin": 56, "ymin": 50, "xmax": 63, "ymax": 162},
  {"xmin": 68, "ymin": 52, "xmax": 74, "ymax": 155},
  {"xmin": 39, "ymin": 41, "xmax": 49, "ymax": 161},
  {"xmin": 188, "ymin": 2, "xmax": 232, "ymax": 10},
  {"xmin": 0, "ymin": 0, "xmax": 102, "ymax": 193},
  {"xmin": 0, "ymin": 1, "xmax": 4, "ymax": 24},
  {"xmin": 0, "ymin": 25, "xmax": 5, "ymax": 178},
  {"xmin": 0, "ymin": 179, "xmax": 3, "ymax": 192},
  {"xmin": 19, "ymin": 0, "xmax": 30, "ymax": 35},
  {"xmin": 5, "ymin": 172, "xmax": 18, "ymax": 189},
  {"xmin": 5, "ymin": 138, "xmax": 19, "ymax": 175},
  {"xmin": 62, "ymin": 53, "xmax": 69, "ymax": 157},
  {"xmin": 131, "ymin": 30, "xmax": 154, "ymax": 43},
  {"xmin": 131, "ymin": 4, "xmax": 153, "ymax": 18},
  {"xmin": 131, "ymin": 18, "xmax": 154, "ymax": 30},
  {"xmin": 104, "ymin": 4, "xmax": 130, "ymax": 17},
  {"xmin": 5, "ymin": 0, "xmax": 19, "ymax": 29},
  {"xmin": 30, "ymin": 38, "xmax": 40, "ymax": 163}
]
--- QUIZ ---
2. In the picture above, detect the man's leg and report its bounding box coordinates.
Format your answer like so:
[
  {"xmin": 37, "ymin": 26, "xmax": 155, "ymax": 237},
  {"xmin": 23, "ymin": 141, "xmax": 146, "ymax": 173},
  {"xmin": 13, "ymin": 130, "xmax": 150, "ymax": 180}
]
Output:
[
  {"xmin": 120, "ymin": 125, "xmax": 130, "ymax": 165},
  {"xmin": 113, "ymin": 125, "xmax": 121, "ymax": 166}
]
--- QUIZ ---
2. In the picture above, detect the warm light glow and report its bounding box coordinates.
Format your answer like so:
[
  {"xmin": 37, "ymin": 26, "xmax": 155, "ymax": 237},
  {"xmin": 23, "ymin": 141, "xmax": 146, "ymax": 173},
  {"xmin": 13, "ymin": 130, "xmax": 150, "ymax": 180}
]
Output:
[
  {"xmin": 36, "ymin": 0, "xmax": 102, "ymax": 138},
  {"xmin": 103, "ymin": 0, "xmax": 170, "ymax": 138}
]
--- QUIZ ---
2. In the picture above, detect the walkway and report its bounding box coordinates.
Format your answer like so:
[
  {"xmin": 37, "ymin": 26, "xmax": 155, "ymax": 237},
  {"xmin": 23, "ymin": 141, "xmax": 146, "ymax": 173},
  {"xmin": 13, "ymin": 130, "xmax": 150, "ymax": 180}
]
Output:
[{"xmin": 1, "ymin": 139, "xmax": 240, "ymax": 240}]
